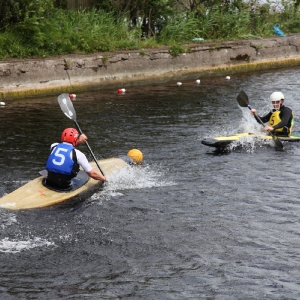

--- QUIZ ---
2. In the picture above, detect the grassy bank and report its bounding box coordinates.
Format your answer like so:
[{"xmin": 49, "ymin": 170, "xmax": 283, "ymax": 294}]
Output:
[{"xmin": 0, "ymin": 1, "xmax": 300, "ymax": 60}]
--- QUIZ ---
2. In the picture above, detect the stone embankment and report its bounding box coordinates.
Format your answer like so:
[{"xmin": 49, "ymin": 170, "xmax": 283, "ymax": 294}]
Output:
[{"xmin": 1, "ymin": 35, "xmax": 300, "ymax": 99}]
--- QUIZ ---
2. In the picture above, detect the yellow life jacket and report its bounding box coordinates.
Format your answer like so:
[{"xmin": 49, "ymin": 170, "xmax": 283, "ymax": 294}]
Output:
[{"xmin": 269, "ymin": 110, "xmax": 294, "ymax": 135}]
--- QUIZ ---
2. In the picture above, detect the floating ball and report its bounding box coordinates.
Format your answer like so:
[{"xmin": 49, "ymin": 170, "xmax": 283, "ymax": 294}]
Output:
[
  {"xmin": 196, "ymin": 79, "xmax": 200, "ymax": 84},
  {"xmin": 127, "ymin": 149, "xmax": 143, "ymax": 164},
  {"xmin": 0, "ymin": 102, "xmax": 5, "ymax": 106},
  {"xmin": 118, "ymin": 88, "xmax": 126, "ymax": 93},
  {"xmin": 177, "ymin": 82, "xmax": 182, "ymax": 86},
  {"xmin": 226, "ymin": 76, "xmax": 230, "ymax": 80}
]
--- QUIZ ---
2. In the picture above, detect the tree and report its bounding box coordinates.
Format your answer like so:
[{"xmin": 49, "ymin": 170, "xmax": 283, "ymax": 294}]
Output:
[
  {"xmin": 0, "ymin": 0, "xmax": 54, "ymax": 30},
  {"xmin": 95, "ymin": 0, "xmax": 175, "ymax": 37}
]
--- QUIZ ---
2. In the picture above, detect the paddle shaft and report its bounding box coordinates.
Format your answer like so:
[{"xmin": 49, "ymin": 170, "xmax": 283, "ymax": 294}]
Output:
[
  {"xmin": 58, "ymin": 94, "xmax": 106, "ymax": 176},
  {"xmin": 73, "ymin": 120, "xmax": 105, "ymax": 176},
  {"xmin": 247, "ymin": 105, "xmax": 266, "ymax": 126}
]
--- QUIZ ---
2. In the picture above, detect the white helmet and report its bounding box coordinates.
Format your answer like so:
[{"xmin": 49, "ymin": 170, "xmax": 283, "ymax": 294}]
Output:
[{"xmin": 270, "ymin": 92, "xmax": 284, "ymax": 102}]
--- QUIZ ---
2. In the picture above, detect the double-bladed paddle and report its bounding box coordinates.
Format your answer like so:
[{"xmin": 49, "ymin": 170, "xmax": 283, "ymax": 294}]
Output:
[
  {"xmin": 236, "ymin": 90, "xmax": 284, "ymax": 150},
  {"xmin": 58, "ymin": 93, "xmax": 105, "ymax": 176}
]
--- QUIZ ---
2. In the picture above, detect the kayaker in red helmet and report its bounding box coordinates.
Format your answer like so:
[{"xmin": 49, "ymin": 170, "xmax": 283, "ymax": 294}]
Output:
[{"xmin": 45, "ymin": 128, "xmax": 107, "ymax": 190}]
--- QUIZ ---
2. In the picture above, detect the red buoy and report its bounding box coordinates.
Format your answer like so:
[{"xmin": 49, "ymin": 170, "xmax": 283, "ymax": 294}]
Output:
[{"xmin": 69, "ymin": 94, "xmax": 76, "ymax": 100}]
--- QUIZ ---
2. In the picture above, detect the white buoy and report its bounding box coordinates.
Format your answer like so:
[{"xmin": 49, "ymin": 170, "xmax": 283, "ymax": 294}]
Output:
[
  {"xmin": 196, "ymin": 79, "xmax": 201, "ymax": 84},
  {"xmin": 177, "ymin": 82, "xmax": 182, "ymax": 86},
  {"xmin": 0, "ymin": 102, "xmax": 5, "ymax": 106},
  {"xmin": 226, "ymin": 76, "xmax": 230, "ymax": 80}
]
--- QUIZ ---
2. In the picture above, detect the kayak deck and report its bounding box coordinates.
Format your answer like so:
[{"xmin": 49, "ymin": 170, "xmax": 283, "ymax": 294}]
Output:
[
  {"xmin": 201, "ymin": 132, "xmax": 300, "ymax": 148},
  {"xmin": 0, "ymin": 158, "xmax": 127, "ymax": 210}
]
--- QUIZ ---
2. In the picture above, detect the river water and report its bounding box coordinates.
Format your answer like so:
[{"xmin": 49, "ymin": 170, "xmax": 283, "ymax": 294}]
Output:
[{"xmin": 1, "ymin": 67, "xmax": 300, "ymax": 299}]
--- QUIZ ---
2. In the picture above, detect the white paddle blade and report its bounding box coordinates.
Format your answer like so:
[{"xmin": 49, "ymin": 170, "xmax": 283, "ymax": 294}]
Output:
[
  {"xmin": 58, "ymin": 94, "xmax": 77, "ymax": 121},
  {"xmin": 62, "ymin": 98, "xmax": 74, "ymax": 119}
]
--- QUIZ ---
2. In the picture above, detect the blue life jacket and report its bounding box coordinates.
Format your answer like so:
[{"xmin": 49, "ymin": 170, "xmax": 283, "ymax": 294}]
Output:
[{"xmin": 46, "ymin": 143, "xmax": 78, "ymax": 175}]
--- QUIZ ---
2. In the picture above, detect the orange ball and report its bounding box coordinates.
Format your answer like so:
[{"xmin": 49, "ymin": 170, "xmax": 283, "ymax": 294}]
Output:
[{"xmin": 127, "ymin": 149, "xmax": 143, "ymax": 163}]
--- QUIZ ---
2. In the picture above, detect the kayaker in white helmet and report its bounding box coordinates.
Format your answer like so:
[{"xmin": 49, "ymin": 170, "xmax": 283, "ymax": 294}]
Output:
[{"xmin": 250, "ymin": 92, "xmax": 294, "ymax": 136}]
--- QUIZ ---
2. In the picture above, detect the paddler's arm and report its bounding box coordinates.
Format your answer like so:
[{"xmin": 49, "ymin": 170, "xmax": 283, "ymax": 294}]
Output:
[
  {"xmin": 250, "ymin": 109, "xmax": 271, "ymax": 123},
  {"xmin": 87, "ymin": 170, "xmax": 107, "ymax": 182},
  {"xmin": 78, "ymin": 133, "xmax": 88, "ymax": 144},
  {"xmin": 250, "ymin": 109, "xmax": 273, "ymax": 132},
  {"xmin": 76, "ymin": 133, "xmax": 107, "ymax": 182}
]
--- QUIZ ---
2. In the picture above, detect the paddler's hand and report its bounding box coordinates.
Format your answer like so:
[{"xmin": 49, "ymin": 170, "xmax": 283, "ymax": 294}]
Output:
[
  {"xmin": 250, "ymin": 108, "xmax": 257, "ymax": 115},
  {"xmin": 78, "ymin": 133, "xmax": 88, "ymax": 144},
  {"xmin": 264, "ymin": 125, "xmax": 274, "ymax": 132}
]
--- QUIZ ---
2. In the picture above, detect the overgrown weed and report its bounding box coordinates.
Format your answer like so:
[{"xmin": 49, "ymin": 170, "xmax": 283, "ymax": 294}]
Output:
[{"xmin": 0, "ymin": 2, "xmax": 299, "ymax": 60}]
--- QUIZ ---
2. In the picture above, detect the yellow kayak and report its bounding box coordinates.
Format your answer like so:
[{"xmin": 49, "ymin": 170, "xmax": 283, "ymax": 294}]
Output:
[{"xmin": 201, "ymin": 132, "xmax": 300, "ymax": 148}]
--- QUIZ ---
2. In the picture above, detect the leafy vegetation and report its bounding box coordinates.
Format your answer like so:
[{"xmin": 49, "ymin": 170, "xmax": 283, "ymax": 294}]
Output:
[{"xmin": 0, "ymin": 0, "xmax": 299, "ymax": 59}]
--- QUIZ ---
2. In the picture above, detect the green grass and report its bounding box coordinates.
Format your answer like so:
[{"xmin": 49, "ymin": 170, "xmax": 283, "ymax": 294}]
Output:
[{"xmin": 0, "ymin": 3, "xmax": 300, "ymax": 60}]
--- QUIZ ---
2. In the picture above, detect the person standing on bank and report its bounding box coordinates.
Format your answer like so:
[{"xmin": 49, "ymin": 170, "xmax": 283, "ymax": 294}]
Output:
[
  {"xmin": 250, "ymin": 92, "xmax": 294, "ymax": 136},
  {"xmin": 45, "ymin": 128, "xmax": 107, "ymax": 189}
]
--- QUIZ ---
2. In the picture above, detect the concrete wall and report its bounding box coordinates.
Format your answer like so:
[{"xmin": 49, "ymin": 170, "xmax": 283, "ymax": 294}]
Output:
[{"xmin": 1, "ymin": 35, "xmax": 300, "ymax": 100}]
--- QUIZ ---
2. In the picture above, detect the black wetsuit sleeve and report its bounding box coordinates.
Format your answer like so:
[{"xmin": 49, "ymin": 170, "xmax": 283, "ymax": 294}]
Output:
[
  {"xmin": 255, "ymin": 112, "xmax": 272, "ymax": 124},
  {"xmin": 272, "ymin": 106, "xmax": 292, "ymax": 130}
]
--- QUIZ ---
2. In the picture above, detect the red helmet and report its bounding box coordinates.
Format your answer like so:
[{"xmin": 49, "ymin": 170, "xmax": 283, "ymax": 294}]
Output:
[{"xmin": 61, "ymin": 128, "xmax": 79, "ymax": 146}]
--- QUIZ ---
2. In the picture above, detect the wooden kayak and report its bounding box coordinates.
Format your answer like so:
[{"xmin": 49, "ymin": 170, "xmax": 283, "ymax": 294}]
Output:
[
  {"xmin": 0, "ymin": 157, "xmax": 127, "ymax": 210},
  {"xmin": 201, "ymin": 132, "xmax": 300, "ymax": 149}
]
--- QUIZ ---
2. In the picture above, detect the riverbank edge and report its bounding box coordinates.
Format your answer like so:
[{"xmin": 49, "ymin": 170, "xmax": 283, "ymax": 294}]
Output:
[{"xmin": 1, "ymin": 35, "xmax": 300, "ymax": 100}]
